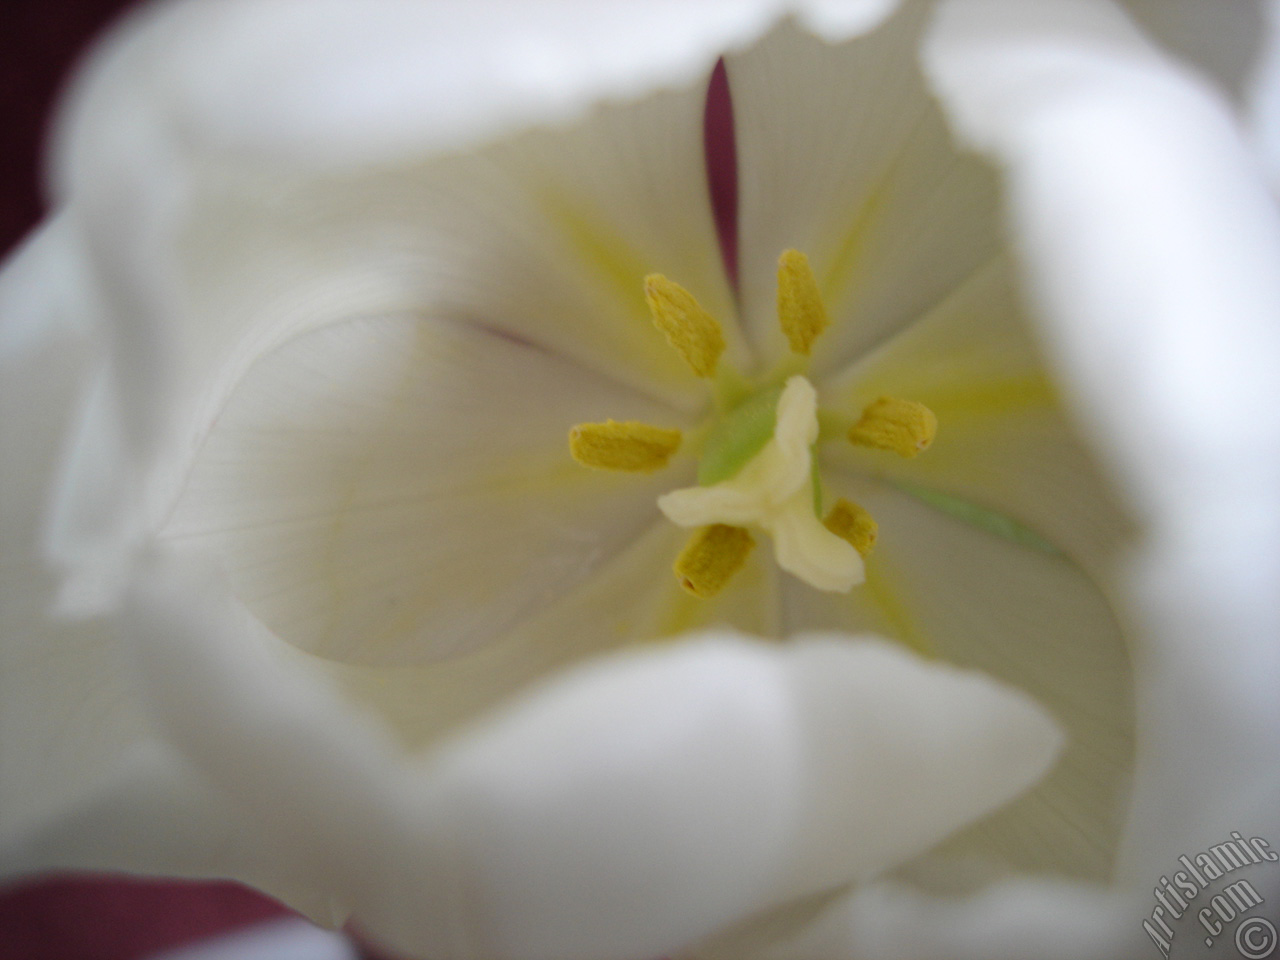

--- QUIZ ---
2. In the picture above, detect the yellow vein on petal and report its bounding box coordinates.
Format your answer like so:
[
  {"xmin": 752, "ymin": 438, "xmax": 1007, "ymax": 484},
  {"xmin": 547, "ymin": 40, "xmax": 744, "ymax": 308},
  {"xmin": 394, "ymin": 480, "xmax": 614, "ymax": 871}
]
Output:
[
  {"xmin": 537, "ymin": 186, "xmax": 654, "ymax": 326},
  {"xmin": 918, "ymin": 372, "xmax": 1057, "ymax": 420},
  {"xmin": 820, "ymin": 168, "xmax": 892, "ymax": 313},
  {"xmin": 818, "ymin": 110, "xmax": 932, "ymax": 312},
  {"xmin": 534, "ymin": 187, "xmax": 749, "ymax": 393},
  {"xmin": 417, "ymin": 187, "xmax": 697, "ymax": 412},
  {"xmin": 817, "ymin": 251, "xmax": 1005, "ymax": 384}
]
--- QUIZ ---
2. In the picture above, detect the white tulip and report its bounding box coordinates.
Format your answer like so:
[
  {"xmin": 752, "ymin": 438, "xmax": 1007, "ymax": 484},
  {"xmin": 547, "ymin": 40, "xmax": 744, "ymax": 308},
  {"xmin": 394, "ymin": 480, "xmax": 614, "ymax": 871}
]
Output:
[{"xmin": 1, "ymin": 1, "xmax": 1276, "ymax": 958}]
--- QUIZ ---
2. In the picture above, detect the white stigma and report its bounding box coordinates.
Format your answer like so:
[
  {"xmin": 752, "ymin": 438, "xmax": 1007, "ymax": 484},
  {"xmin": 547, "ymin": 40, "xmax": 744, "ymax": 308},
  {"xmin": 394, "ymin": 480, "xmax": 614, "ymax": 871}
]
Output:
[{"xmin": 658, "ymin": 376, "xmax": 864, "ymax": 592}]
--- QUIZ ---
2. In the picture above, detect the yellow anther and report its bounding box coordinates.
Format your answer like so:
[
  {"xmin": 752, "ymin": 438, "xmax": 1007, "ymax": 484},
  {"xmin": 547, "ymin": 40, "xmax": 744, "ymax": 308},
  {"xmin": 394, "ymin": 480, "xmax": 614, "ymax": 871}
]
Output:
[
  {"xmin": 776, "ymin": 249, "xmax": 829, "ymax": 355},
  {"xmin": 569, "ymin": 420, "xmax": 682, "ymax": 472},
  {"xmin": 824, "ymin": 498, "xmax": 878, "ymax": 557},
  {"xmin": 848, "ymin": 396, "xmax": 938, "ymax": 458},
  {"xmin": 645, "ymin": 274, "xmax": 725, "ymax": 378},
  {"xmin": 673, "ymin": 524, "xmax": 755, "ymax": 598}
]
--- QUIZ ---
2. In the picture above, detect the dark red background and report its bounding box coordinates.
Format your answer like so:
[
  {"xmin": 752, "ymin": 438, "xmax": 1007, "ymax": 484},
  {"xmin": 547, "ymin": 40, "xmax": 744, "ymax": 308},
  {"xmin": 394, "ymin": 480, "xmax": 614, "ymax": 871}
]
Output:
[{"xmin": 3, "ymin": 0, "xmax": 132, "ymax": 257}]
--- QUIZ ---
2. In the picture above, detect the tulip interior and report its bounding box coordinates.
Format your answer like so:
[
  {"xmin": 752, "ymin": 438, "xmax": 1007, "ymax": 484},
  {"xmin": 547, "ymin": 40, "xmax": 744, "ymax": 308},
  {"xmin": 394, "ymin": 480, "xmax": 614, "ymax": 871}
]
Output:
[
  {"xmin": 157, "ymin": 5, "xmax": 1136, "ymax": 898},
  {"xmin": 569, "ymin": 249, "xmax": 938, "ymax": 599}
]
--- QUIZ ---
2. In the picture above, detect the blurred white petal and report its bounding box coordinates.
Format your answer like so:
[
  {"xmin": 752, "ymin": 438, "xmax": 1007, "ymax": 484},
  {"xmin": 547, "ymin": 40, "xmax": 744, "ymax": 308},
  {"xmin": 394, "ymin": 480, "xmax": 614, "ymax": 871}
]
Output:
[
  {"xmin": 701, "ymin": 878, "xmax": 1128, "ymax": 960},
  {"xmin": 922, "ymin": 0, "xmax": 1280, "ymax": 512},
  {"xmin": 369, "ymin": 631, "xmax": 1058, "ymax": 959},
  {"xmin": 8, "ymin": 0, "xmax": 1275, "ymax": 956},
  {"xmin": 0, "ymin": 216, "xmax": 145, "ymax": 862},
  {"xmin": 123, "ymin": 550, "xmax": 1057, "ymax": 960},
  {"xmin": 52, "ymin": 0, "xmax": 879, "ymax": 182},
  {"xmin": 1120, "ymin": 0, "xmax": 1268, "ymax": 104},
  {"xmin": 1250, "ymin": 0, "xmax": 1280, "ymax": 191},
  {"xmin": 149, "ymin": 919, "xmax": 358, "ymax": 960},
  {"xmin": 0, "ymin": 222, "xmax": 339, "ymax": 926}
]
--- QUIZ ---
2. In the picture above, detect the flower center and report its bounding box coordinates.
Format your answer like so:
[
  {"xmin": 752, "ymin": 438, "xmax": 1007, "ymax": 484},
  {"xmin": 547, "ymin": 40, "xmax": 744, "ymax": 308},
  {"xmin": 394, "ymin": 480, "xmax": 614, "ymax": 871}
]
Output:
[{"xmin": 569, "ymin": 250, "xmax": 937, "ymax": 598}]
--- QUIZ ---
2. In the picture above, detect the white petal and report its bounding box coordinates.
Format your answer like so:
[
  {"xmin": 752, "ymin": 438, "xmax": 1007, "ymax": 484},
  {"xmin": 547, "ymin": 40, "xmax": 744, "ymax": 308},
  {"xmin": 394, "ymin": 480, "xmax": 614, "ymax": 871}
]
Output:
[
  {"xmin": 0, "ymin": 217, "xmax": 141, "ymax": 614},
  {"xmin": 322, "ymin": 521, "xmax": 781, "ymax": 754},
  {"xmin": 821, "ymin": 255, "xmax": 1132, "ymax": 575},
  {"xmin": 148, "ymin": 919, "xmax": 358, "ymax": 960},
  {"xmin": 1249, "ymin": 0, "xmax": 1280, "ymax": 191},
  {"xmin": 53, "ymin": 0, "xmax": 791, "ymax": 180},
  {"xmin": 163, "ymin": 314, "xmax": 688, "ymax": 665},
  {"xmin": 708, "ymin": 878, "xmax": 1131, "ymax": 960},
  {"xmin": 388, "ymin": 635, "xmax": 1058, "ymax": 959},
  {"xmin": 727, "ymin": 8, "xmax": 1001, "ymax": 373},
  {"xmin": 1120, "ymin": 0, "xmax": 1268, "ymax": 103},
  {"xmin": 399, "ymin": 638, "xmax": 802, "ymax": 960},
  {"xmin": 6, "ymin": 744, "xmax": 345, "ymax": 929},
  {"xmin": 121, "ymin": 554, "xmax": 421, "ymax": 914},
  {"xmin": 0, "ymin": 226, "xmax": 335, "ymax": 922},
  {"xmin": 781, "ymin": 478, "xmax": 1133, "ymax": 884},
  {"xmin": 922, "ymin": 0, "xmax": 1280, "ymax": 514},
  {"xmin": 120, "ymin": 551, "xmax": 787, "ymax": 960},
  {"xmin": 1, "ymin": 218, "xmax": 98, "ymax": 571},
  {"xmin": 760, "ymin": 637, "xmax": 1063, "ymax": 904},
  {"xmin": 0, "ymin": 217, "xmax": 137, "ymax": 862},
  {"xmin": 121, "ymin": 550, "xmax": 1057, "ymax": 960},
  {"xmin": 925, "ymin": 0, "xmax": 1280, "ymax": 909}
]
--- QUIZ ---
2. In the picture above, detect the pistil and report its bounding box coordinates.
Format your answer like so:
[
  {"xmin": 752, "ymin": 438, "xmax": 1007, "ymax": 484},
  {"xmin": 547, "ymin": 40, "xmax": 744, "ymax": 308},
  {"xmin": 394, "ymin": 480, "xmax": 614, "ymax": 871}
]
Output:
[{"xmin": 658, "ymin": 376, "xmax": 863, "ymax": 594}]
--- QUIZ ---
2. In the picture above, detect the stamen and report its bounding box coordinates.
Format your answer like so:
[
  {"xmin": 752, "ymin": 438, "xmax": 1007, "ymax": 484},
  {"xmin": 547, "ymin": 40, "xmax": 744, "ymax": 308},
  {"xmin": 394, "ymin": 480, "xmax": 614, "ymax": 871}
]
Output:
[
  {"xmin": 776, "ymin": 249, "xmax": 829, "ymax": 355},
  {"xmin": 824, "ymin": 498, "xmax": 878, "ymax": 556},
  {"xmin": 674, "ymin": 524, "xmax": 755, "ymax": 598},
  {"xmin": 567, "ymin": 255, "xmax": 916, "ymax": 600},
  {"xmin": 569, "ymin": 420, "xmax": 682, "ymax": 472},
  {"xmin": 848, "ymin": 396, "xmax": 938, "ymax": 458},
  {"xmin": 645, "ymin": 274, "xmax": 725, "ymax": 377}
]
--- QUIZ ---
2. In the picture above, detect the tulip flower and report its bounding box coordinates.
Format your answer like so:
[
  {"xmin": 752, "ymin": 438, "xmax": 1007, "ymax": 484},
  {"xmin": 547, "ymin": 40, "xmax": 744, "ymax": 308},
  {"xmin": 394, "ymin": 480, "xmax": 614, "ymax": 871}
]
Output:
[{"xmin": 2, "ymin": 1, "xmax": 1277, "ymax": 958}]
